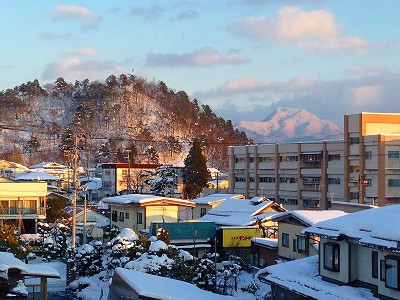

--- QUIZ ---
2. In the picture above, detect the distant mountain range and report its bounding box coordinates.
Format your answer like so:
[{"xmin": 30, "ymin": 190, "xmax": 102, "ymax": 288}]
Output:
[{"xmin": 236, "ymin": 107, "xmax": 343, "ymax": 143}]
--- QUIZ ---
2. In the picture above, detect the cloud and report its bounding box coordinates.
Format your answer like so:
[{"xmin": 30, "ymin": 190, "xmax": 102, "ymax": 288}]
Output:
[
  {"xmin": 194, "ymin": 70, "xmax": 400, "ymax": 126},
  {"xmin": 52, "ymin": 5, "xmax": 101, "ymax": 30},
  {"xmin": 146, "ymin": 47, "xmax": 248, "ymax": 67},
  {"xmin": 0, "ymin": 65, "xmax": 13, "ymax": 69},
  {"xmin": 40, "ymin": 32, "xmax": 73, "ymax": 40},
  {"xmin": 131, "ymin": 3, "xmax": 164, "ymax": 21},
  {"xmin": 41, "ymin": 58, "xmax": 124, "ymax": 81},
  {"xmin": 230, "ymin": 6, "xmax": 369, "ymax": 52},
  {"xmin": 347, "ymin": 66, "xmax": 385, "ymax": 76},
  {"xmin": 173, "ymin": 9, "xmax": 199, "ymax": 20},
  {"xmin": 67, "ymin": 48, "xmax": 97, "ymax": 57}
]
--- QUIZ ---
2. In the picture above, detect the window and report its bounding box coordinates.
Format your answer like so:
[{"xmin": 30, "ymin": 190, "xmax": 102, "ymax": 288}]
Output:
[
  {"xmin": 350, "ymin": 137, "xmax": 359, "ymax": 144},
  {"xmin": 292, "ymin": 239, "xmax": 297, "ymax": 252},
  {"xmin": 350, "ymin": 192, "xmax": 359, "ymax": 200},
  {"xmin": 279, "ymin": 198, "xmax": 298, "ymax": 206},
  {"xmin": 280, "ymin": 177, "xmax": 297, "ymax": 183},
  {"xmin": 119, "ymin": 212, "xmax": 124, "ymax": 222},
  {"xmin": 328, "ymin": 178, "xmax": 341, "ymax": 185},
  {"xmin": 328, "ymin": 154, "xmax": 341, "ymax": 161},
  {"xmin": 0, "ymin": 201, "xmax": 9, "ymax": 214},
  {"xmin": 259, "ymin": 156, "xmax": 275, "ymax": 163},
  {"xmin": 372, "ymin": 251, "xmax": 378, "ymax": 279},
  {"xmin": 282, "ymin": 233, "xmax": 289, "ymax": 248},
  {"xmin": 385, "ymin": 256, "xmax": 400, "ymax": 290},
  {"xmin": 280, "ymin": 155, "xmax": 298, "ymax": 162},
  {"xmin": 235, "ymin": 157, "xmax": 246, "ymax": 163},
  {"xmin": 125, "ymin": 212, "xmax": 130, "ymax": 219},
  {"xmin": 122, "ymin": 169, "xmax": 128, "ymax": 176},
  {"xmin": 200, "ymin": 208, "xmax": 206, "ymax": 217},
  {"xmin": 104, "ymin": 169, "xmax": 110, "ymax": 175},
  {"xmin": 388, "ymin": 151, "xmax": 400, "ymax": 159},
  {"xmin": 365, "ymin": 151, "xmax": 372, "ymax": 159},
  {"xmin": 249, "ymin": 157, "xmax": 254, "ymax": 163},
  {"xmin": 297, "ymin": 235, "xmax": 307, "ymax": 253},
  {"xmin": 381, "ymin": 260, "xmax": 386, "ymax": 281},
  {"xmin": 388, "ymin": 179, "xmax": 400, "ymax": 187},
  {"xmin": 112, "ymin": 210, "xmax": 117, "ymax": 222},
  {"xmin": 137, "ymin": 212, "xmax": 143, "ymax": 224},
  {"xmin": 249, "ymin": 177, "xmax": 255, "ymax": 183},
  {"xmin": 235, "ymin": 177, "xmax": 246, "ymax": 182},
  {"xmin": 303, "ymin": 199, "xmax": 320, "ymax": 208},
  {"xmin": 303, "ymin": 177, "xmax": 320, "ymax": 185},
  {"xmin": 259, "ymin": 176, "xmax": 275, "ymax": 183},
  {"xmin": 324, "ymin": 243, "xmax": 340, "ymax": 272}
]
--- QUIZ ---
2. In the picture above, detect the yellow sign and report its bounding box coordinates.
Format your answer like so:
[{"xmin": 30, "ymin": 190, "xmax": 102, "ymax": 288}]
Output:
[{"xmin": 222, "ymin": 228, "xmax": 262, "ymax": 248}]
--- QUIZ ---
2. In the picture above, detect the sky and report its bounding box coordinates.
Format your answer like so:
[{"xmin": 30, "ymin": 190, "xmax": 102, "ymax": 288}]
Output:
[{"xmin": 1, "ymin": 1, "xmax": 400, "ymax": 127}]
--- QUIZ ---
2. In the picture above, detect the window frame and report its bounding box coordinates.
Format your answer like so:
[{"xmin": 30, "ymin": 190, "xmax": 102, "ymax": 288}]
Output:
[
  {"xmin": 137, "ymin": 212, "xmax": 143, "ymax": 224},
  {"xmin": 200, "ymin": 207, "xmax": 207, "ymax": 217},
  {"xmin": 281, "ymin": 233, "xmax": 289, "ymax": 248},
  {"xmin": 125, "ymin": 212, "xmax": 130, "ymax": 219},
  {"xmin": 323, "ymin": 242, "xmax": 340, "ymax": 272},
  {"xmin": 385, "ymin": 256, "xmax": 400, "ymax": 290},
  {"xmin": 296, "ymin": 235, "xmax": 308, "ymax": 253}
]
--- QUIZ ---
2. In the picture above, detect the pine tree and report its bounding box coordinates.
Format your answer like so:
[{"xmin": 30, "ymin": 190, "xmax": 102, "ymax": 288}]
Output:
[{"xmin": 182, "ymin": 138, "xmax": 210, "ymax": 199}]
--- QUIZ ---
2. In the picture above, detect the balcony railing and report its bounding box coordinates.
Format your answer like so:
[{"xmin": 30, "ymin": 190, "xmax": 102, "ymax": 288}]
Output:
[{"xmin": 0, "ymin": 207, "xmax": 46, "ymax": 215}]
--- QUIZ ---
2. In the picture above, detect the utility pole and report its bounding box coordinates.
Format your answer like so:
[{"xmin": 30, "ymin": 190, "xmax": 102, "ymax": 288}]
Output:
[
  {"xmin": 125, "ymin": 149, "xmax": 131, "ymax": 192},
  {"xmin": 71, "ymin": 134, "xmax": 79, "ymax": 247},
  {"xmin": 83, "ymin": 190, "xmax": 87, "ymax": 245}
]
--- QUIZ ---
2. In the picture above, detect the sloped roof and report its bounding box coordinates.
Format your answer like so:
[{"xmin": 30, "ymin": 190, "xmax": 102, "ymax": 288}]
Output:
[
  {"xmin": 192, "ymin": 193, "xmax": 244, "ymax": 205},
  {"xmin": 112, "ymin": 268, "xmax": 234, "ymax": 300},
  {"xmin": 81, "ymin": 178, "xmax": 102, "ymax": 190},
  {"xmin": 200, "ymin": 198, "xmax": 284, "ymax": 226},
  {"xmin": 257, "ymin": 256, "xmax": 377, "ymax": 300},
  {"xmin": 14, "ymin": 171, "xmax": 61, "ymax": 181},
  {"xmin": 102, "ymin": 194, "xmax": 194, "ymax": 207},
  {"xmin": 272, "ymin": 210, "xmax": 347, "ymax": 227},
  {"xmin": 29, "ymin": 161, "xmax": 67, "ymax": 169},
  {"xmin": 305, "ymin": 205, "xmax": 400, "ymax": 249},
  {"xmin": 0, "ymin": 252, "xmax": 60, "ymax": 278}
]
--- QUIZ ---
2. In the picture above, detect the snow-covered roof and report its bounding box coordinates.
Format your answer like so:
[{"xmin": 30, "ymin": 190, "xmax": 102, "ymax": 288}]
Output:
[
  {"xmin": 200, "ymin": 198, "xmax": 283, "ymax": 226},
  {"xmin": 251, "ymin": 237, "xmax": 278, "ymax": 248},
  {"xmin": 14, "ymin": 171, "xmax": 61, "ymax": 181},
  {"xmin": 305, "ymin": 205, "xmax": 400, "ymax": 250},
  {"xmin": 192, "ymin": 193, "xmax": 244, "ymax": 205},
  {"xmin": 271, "ymin": 210, "xmax": 347, "ymax": 227},
  {"xmin": 102, "ymin": 194, "xmax": 194, "ymax": 206},
  {"xmin": 257, "ymin": 256, "xmax": 377, "ymax": 300},
  {"xmin": 29, "ymin": 161, "xmax": 67, "ymax": 169},
  {"xmin": 112, "ymin": 268, "xmax": 234, "ymax": 300},
  {"xmin": 0, "ymin": 252, "xmax": 60, "ymax": 278},
  {"xmin": 81, "ymin": 178, "xmax": 102, "ymax": 190}
]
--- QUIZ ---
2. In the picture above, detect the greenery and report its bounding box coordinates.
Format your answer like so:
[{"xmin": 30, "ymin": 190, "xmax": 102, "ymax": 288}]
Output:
[{"xmin": 182, "ymin": 138, "xmax": 210, "ymax": 199}]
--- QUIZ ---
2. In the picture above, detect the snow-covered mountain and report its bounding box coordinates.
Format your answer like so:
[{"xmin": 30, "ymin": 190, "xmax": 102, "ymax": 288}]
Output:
[{"xmin": 236, "ymin": 107, "xmax": 343, "ymax": 143}]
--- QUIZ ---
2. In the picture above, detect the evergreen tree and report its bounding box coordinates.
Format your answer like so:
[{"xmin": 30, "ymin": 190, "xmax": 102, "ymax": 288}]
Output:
[{"xmin": 182, "ymin": 138, "xmax": 210, "ymax": 199}]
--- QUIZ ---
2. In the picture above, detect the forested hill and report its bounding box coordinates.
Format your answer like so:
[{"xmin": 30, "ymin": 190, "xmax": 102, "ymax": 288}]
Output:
[{"xmin": 0, "ymin": 75, "xmax": 250, "ymax": 170}]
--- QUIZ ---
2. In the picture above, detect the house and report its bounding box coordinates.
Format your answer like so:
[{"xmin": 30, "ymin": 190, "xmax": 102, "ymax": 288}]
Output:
[
  {"xmin": 14, "ymin": 171, "xmax": 62, "ymax": 192},
  {"xmin": 0, "ymin": 160, "xmax": 28, "ymax": 178},
  {"xmin": 303, "ymin": 205, "xmax": 400, "ymax": 299},
  {"xmin": 0, "ymin": 252, "xmax": 60, "ymax": 299},
  {"xmin": 271, "ymin": 210, "xmax": 347, "ymax": 261},
  {"xmin": 102, "ymin": 194, "xmax": 195, "ymax": 232},
  {"xmin": 80, "ymin": 177, "xmax": 102, "ymax": 202},
  {"xmin": 109, "ymin": 268, "xmax": 234, "ymax": 300},
  {"xmin": 200, "ymin": 197, "xmax": 285, "ymax": 263},
  {"xmin": 148, "ymin": 221, "xmax": 216, "ymax": 258},
  {"xmin": 0, "ymin": 177, "xmax": 47, "ymax": 233},
  {"xmin": 257, "ymin": 255, "xmax": 378, "ymax": 300},
  {"xmin": 229, "ymin": 112, "xmax": 400, "ymax": 208},
  {"xmin": 251, "ymin": 237, "xmax": 278, "ymax": 268},
  {"xmin": 29, "ymin": 161, "xmax": 78, "ymax": 190},
  {"xmin": 192, "ymin": 193, "xmax": 244, "ymax": 219},
  {"xmin": 97, "ymin": 163, "xmax": 161, "ymax": 197}
]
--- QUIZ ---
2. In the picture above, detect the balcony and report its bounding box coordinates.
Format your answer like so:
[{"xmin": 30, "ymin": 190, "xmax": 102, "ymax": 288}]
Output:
[{"xmin": 0, "ymin": 207, "xmax": 46, "ymax": 216}]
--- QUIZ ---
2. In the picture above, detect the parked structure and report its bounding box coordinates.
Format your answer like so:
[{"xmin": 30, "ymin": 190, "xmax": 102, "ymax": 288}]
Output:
[
  {"xmin": 229, "ymin": 112, "xmax": 400, "ymax": 209},
  {"xmin": 102, "ymin": 194, "xmax": 195, "ymax": 232},
  {"xmin": 0, "ymin": 177, "xmax": 47, "ymax": 233}
]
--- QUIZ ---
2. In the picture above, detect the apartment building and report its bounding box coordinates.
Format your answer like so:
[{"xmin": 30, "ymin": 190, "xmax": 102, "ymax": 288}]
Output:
[{"xmin": 229, "ymin": 112, "xmax": 400, "ymax": 209}]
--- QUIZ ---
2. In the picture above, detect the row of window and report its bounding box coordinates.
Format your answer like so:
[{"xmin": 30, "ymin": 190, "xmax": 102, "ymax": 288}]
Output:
[
  {"xmin": 281, "ymin": 233, "xmax": 308, "ymax": 253},
  {"xmin": 280, "ymin": 155, "xmax": 298, "ymax": 162},
  {"xmin": 323, "ymin": 243, "xmax": 400, "ymax": 290},
  {"xmin": 279, "ymin": 198, "xmax": 298, "ymax": 206},
  {"xmin": 111, "ymin": 210, "xmax": 142, "ymax": 224}
]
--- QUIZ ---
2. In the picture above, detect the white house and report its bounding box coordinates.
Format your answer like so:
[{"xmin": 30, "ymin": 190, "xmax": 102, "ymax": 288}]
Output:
[{"xmin": 191, "ymin": 193, "xmax": 244, "ymax": 219}]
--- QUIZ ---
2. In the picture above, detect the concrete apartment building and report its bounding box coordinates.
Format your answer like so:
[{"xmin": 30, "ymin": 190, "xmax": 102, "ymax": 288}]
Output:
[{"xmin": 229, "ymin": 112, "xmax": 400, "ymax": 209}]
